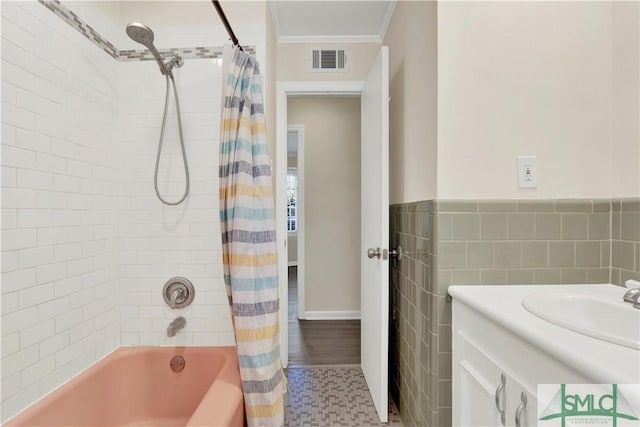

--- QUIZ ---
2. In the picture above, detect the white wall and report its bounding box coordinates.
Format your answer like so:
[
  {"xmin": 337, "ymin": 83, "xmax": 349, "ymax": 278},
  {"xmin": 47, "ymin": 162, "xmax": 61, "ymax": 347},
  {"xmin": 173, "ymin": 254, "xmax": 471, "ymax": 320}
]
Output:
[
  {"xmin": 1, "ymin": 1, "xmax": 120, "ymax": 420},
  {"xmin": 288, "ymin": 97, "xmax": 361, "ymax": 313},
  {"xmin": 384, "ymin": 1, "xmax": 438, "ymax": 204},
  {"xmin": 437, "ymin": 1, "xmax": 638, "ymax": 199},
  {"xmin": 277, "ymin": 42, "xmax": 380, "ymax": 81},
  {"xmin": 611, "ymin": 2, "xmax": 640, "ymax": 197},
  {"xmin": 115, "ymin": 1, "xmax": 267, "ymax": 51}
]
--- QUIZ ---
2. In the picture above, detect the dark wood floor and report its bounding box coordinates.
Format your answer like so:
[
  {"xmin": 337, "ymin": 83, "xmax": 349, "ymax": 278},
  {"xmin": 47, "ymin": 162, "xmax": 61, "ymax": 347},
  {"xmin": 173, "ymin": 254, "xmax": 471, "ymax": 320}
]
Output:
[{"xmin": 288, "ymin": 266, "xmax": 361, "ymax": 366}]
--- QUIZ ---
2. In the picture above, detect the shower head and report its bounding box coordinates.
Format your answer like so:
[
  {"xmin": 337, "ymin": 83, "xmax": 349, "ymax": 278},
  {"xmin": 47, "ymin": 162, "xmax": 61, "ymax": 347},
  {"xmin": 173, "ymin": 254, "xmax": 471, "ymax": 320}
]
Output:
[
  {"xmin": 126, "ymin": 22, "xmax": 155, "ymax": 47},
  {"xmin": 126, "ymin": 22, "xmax": 169, "ymax": 76}
]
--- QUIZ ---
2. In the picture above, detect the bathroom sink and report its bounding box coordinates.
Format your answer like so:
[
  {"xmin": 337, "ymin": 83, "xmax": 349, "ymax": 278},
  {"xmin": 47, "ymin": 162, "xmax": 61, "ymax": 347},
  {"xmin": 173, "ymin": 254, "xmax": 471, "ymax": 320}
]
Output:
[{"xmin": 522, "ymin": 292, "xmax": 640, "ymax": 350}]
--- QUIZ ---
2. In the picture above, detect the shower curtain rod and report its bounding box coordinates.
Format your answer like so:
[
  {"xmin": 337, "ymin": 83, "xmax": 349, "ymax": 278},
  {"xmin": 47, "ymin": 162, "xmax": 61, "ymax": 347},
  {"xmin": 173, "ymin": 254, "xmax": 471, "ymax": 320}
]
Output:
[{"xmin": 211, "ymin": 1, "xmax": 244, "ymax": 51}]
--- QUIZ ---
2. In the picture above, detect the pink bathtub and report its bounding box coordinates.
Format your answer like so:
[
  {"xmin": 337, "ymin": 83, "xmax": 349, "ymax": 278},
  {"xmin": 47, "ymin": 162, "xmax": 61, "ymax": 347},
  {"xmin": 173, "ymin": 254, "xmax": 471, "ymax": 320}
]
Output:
[{"xmin": 5, "ymin": 347, "xmax": 244, "ymax": 427}]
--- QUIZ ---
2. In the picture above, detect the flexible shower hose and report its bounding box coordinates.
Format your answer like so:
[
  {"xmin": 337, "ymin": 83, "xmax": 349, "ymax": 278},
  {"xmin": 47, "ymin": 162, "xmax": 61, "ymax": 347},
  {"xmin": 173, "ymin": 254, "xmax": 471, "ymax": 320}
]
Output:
[{"xmin": 155, "ymin": 73, "xmax": 189, "ymax": 206}]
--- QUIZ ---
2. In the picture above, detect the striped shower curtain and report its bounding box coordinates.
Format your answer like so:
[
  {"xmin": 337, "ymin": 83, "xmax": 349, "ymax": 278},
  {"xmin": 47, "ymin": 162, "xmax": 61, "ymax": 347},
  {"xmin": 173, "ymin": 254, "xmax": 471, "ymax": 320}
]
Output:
[{"xmin": 219, "ymin": 47, "xmax": 285, "ymax": 427}]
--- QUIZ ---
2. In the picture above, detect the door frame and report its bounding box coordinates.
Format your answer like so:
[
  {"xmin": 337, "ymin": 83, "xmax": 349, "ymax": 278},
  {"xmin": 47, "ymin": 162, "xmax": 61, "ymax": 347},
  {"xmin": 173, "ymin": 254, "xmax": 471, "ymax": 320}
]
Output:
[
  {"xmin": 286, "ymin": 124, "xmax": 306, "ymax": 319},
  {"xmin": 275, "ymin": 81, "xmax": 364, "ymax": 368}
]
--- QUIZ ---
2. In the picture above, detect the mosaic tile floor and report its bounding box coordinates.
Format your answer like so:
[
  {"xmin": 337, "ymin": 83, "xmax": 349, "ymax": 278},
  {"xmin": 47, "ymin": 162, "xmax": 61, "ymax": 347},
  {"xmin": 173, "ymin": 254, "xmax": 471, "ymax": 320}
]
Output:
[{"xmin": 284, "ymin": 365, "xmax": 402, "ymax": 427}]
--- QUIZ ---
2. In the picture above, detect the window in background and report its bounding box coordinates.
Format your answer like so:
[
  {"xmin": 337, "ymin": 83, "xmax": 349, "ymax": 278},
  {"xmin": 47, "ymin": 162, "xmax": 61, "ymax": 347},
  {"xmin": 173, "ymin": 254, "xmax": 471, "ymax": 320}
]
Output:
[{"xmin": 287, "ymin": 169, "xmax": 297, "ymax": 232}]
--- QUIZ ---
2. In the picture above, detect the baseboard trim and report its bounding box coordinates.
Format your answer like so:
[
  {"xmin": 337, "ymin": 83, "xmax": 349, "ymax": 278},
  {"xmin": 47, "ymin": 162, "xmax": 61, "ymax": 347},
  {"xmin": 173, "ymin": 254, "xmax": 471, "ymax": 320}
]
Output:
[{"xmin": 301, "ymin": 310, "xmax": 361, "ymax": 320}]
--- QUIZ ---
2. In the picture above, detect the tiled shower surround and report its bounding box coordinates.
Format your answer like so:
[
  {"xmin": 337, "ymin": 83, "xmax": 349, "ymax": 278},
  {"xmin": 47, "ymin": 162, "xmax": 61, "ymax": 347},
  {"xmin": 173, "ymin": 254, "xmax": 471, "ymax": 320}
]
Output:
[
  {"xmin": 117, "ymin": 58, "xmax": 234, "ymax": 346},
  {"xmin": 390, "ymin": 198, "xmax": 640, "ymax": 426},
  {"xmin": 2, "ymin": 2, "xmax": 120, "ymax": 419},
  {"xmin": 1, "ymin": 0, "xmax": 266, "ymax": 420}
]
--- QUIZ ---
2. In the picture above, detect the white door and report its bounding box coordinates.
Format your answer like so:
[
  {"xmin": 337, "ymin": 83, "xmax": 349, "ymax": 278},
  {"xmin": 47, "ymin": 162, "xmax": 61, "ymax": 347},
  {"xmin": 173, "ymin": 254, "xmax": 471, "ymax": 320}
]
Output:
[{"xmin": 360, "ymin": 46, "xmax": 389, "ymax": 423}]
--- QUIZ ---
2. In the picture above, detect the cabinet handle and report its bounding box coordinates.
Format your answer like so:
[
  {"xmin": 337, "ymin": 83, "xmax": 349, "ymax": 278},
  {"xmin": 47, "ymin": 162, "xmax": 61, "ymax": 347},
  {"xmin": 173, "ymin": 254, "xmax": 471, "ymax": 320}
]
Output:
[
  {"xmin": 515, "ymin": 391, "xmax": 528, "ymax": 427},
  {"xmin": 494, "ymin": 373, "xmax": 506, "ymax": 426}
]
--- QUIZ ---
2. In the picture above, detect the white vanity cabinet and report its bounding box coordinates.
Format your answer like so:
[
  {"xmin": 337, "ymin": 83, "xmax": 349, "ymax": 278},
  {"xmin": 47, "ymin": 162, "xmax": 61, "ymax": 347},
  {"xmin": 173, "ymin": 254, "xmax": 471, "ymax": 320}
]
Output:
[
  {"xmin": 451, "ymin": 284, "xmax": 640, "ymax": 426},
  {"xmin": 454, "ymin": 325, "xmax": 539, "ymax": 427},
  {"xmin": 451, "ymin": 286, "xmax": 609, "ymax": 427}
]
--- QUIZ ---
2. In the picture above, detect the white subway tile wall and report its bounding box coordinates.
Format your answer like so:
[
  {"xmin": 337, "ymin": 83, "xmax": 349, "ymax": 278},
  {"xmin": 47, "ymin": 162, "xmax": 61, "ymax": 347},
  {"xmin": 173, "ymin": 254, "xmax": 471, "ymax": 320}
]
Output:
[
  {"xmin": 0, "ymin": 1, "xmax": 254, "ymax": 421},
  {"xmin": 116, "ymin": 57, "xmax": 233, "ymax": 347},
  {"xmin": 1, "ymin": 1, "xmax": 120, "ymax": 420}
]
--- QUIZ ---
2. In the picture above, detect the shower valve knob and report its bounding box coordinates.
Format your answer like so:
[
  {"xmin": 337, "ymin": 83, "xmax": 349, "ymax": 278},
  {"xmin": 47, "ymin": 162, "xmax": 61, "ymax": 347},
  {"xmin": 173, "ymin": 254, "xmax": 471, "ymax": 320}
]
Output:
[{"xmin": 163, "ymin": 277, "xmax": 195, "ymax": 309}]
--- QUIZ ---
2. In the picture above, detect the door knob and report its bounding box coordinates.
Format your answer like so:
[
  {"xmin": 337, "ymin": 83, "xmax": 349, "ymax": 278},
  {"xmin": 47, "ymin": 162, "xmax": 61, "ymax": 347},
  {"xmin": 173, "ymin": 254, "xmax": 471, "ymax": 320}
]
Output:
[
  {"xmin": 389, "ymin": 246, "xmax": 403, "ymax": 261},
  {"xmin": 368, "ymin": 247, "xmax": 402, "ymax": 260},
  {"xmin": 367, "ymin": 247, "xmax": 381, "ymax": 259}
]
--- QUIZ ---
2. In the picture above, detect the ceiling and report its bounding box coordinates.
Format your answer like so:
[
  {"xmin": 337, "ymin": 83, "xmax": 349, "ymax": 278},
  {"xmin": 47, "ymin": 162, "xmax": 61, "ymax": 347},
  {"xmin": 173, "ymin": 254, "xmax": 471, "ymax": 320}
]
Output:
[{"xmin": 270, "ymin": 1, "xmax": 396, "ymax": 43}]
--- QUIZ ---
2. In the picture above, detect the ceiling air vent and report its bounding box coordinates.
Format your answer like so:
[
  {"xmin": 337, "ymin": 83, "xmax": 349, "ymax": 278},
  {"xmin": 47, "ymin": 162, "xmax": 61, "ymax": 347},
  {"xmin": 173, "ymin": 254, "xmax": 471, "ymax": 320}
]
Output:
[{"xmin": 310, "ymin": 49, "xmax": 348, "ymax": 72}]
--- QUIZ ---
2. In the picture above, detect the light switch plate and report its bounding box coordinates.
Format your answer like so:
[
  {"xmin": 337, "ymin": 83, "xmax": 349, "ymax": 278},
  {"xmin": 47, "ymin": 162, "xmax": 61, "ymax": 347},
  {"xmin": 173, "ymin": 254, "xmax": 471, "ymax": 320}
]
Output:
[{"xmin": 517, "ymin": 156, "xmax": 537, "ymax": 188}]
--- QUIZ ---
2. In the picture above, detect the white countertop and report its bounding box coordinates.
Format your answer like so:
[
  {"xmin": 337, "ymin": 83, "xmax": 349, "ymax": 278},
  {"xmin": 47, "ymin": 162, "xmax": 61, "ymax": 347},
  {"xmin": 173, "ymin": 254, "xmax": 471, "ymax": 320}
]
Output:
[{"xmin": 448, "ymin": 284, "xmax": 640, "ymax": 385}]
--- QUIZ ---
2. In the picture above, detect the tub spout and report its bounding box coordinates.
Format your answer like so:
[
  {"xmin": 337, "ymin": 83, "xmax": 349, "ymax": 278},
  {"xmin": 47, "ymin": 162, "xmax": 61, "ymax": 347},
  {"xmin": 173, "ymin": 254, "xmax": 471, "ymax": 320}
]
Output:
[{"xmin": 167, "ymin": 316, "xmax": 186, "ymax": 337}]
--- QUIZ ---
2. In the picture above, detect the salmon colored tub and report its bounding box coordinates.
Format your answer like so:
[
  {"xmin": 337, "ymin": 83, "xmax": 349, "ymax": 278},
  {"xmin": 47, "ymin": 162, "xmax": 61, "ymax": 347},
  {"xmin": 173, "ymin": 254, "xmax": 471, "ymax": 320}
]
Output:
[{"xmin": 5, "ymin": 346, "xmax": 244, "ymax": 427}]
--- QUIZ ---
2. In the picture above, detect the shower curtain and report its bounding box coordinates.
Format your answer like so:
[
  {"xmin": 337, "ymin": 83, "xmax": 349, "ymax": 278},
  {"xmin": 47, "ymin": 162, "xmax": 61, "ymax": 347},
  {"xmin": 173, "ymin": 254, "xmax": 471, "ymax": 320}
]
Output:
[{"xmin": 219, "ymin": 46, "xmax": 285, "ymax": 427}]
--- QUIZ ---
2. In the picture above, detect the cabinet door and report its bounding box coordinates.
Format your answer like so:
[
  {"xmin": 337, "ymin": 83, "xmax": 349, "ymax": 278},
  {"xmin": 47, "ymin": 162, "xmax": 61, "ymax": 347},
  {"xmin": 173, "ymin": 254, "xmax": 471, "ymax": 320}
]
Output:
[
  {"xmin": 458, "ymin": 360, "xmax": 503, "ymax": 427},
  {"xmin": 454, "ymin": 330, "xmax": 506, "ymax": 427}
]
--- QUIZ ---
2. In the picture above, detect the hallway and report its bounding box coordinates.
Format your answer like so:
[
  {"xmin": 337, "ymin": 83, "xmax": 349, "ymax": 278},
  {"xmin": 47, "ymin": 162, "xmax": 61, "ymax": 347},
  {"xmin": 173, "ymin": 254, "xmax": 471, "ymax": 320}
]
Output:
[
  {"xmin": 287, "ymin": 266, "xmax": 360, "ymax": 366},
  {"xmin": 284, "ymin": 270, "xmax": 403, "ymax": 425}
]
